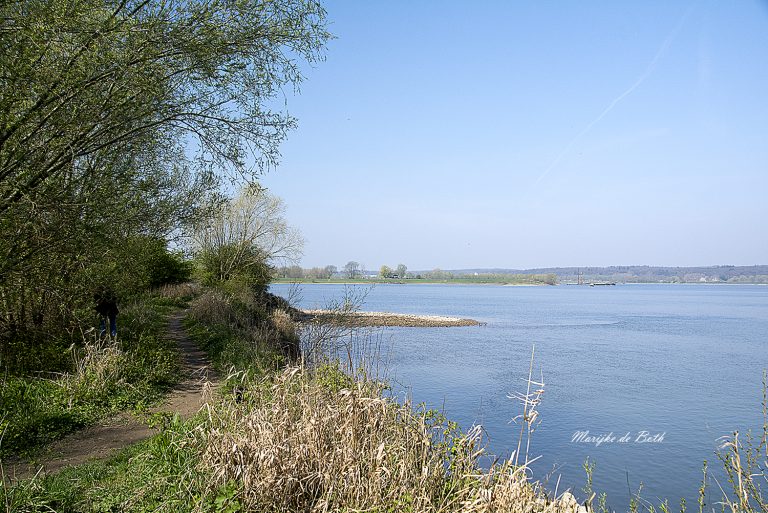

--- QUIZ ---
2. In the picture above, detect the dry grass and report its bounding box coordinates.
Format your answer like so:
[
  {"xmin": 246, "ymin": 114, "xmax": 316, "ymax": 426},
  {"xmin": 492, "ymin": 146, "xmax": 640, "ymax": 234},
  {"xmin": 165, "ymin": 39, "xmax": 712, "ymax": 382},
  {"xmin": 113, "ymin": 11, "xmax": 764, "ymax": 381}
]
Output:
[
  {"xmin": 295, "ymin": 285, "xmax": 392, "ymax": 379},
  {"xmin": 711, "ymin": 371, "xmax": 768, "ymax": 513},
  {"xmin": 155, "ymin": 282, "xmax": 200, "ymax": 299},
  {"xmin": 59, "ymin": 336, "xmax": 130, "ymax": 404},
  {"xmin": 270, "ymin": 308, "xmax": 296, "ymax": 339},
  {"xmin": 187, "ymin": 290, "xmax": 243, "ymax": 328},
  {"xmin": 198, "ymin": 366, "xmax": 585, "ymax": 513}
]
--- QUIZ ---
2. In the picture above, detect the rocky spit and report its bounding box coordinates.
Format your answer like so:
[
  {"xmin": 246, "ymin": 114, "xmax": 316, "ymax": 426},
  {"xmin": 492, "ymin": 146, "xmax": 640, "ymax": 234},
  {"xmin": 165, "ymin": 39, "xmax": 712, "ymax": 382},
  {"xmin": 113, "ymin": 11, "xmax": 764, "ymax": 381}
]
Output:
[{"xmin": 299, "ymin": 310, "xmax": 482, "ymax": 327}]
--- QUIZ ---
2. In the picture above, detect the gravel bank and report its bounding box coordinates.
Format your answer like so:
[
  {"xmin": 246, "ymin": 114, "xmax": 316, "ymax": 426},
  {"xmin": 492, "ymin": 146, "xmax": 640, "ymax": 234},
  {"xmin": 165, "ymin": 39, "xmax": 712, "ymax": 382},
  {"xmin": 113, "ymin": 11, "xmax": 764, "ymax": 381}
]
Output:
[{"xmin": 299, "ymin": 310, "xmax": 482, "ymax": 327}]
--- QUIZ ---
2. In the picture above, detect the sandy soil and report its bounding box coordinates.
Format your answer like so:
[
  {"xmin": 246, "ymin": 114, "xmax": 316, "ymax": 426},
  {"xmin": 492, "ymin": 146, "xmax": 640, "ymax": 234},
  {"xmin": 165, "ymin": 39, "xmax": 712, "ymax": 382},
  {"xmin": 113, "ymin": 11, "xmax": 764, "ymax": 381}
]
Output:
[
  {"xmin": 300, "ymin": 310, "xmax": 483, "ymax": 327},
  {"xmin": 3, "ymin": 312, "xmax": 218, "ymax": 482}
]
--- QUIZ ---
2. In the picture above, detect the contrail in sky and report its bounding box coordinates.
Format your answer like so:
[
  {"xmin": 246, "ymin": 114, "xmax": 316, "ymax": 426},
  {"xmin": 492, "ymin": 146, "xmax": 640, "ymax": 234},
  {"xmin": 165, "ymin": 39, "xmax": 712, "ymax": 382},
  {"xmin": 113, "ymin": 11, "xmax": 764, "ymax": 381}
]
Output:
[{"xmin": 530, "ymin": 5, "xmax": 695, "ymax": 188}]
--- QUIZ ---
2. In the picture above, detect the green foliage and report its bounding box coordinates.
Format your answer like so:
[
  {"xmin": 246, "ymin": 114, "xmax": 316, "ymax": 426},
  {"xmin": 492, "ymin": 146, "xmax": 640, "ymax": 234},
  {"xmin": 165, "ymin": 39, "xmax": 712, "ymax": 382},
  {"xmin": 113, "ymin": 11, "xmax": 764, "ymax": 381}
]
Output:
[
  {"xmin": 583, "ymin": 457, "xmax": 596, "ymax": 508},
  {"xmin": 143, "ymin": 244, "xmax": 194, "ymax": 289},
  {"xmin": 0, "ymin": 334, "xmax": 74, "ymax": 377},
  {"xmin": 191, "ymin": 187, "xmax": 303, "ymax": 294},
  {"xmin": 0, "ymin": 235, "xmax": 189, "ymax": 372},
  {"xmin": 185, "ymin": 318, "xmax": 270, "ymax": 376},
  {"xmin": 0, "ymin": 0, "xmax": 330, "ymax": 214},
  {"xmin": 87, "ymin": 236, "xmax": 194, "ymax": 295},
  {"xmin": 211, "ymin": 483, "xmax": 243, "ymax": 513},
  {"xmin": 312, "ymin": 363, "xmax": 355, "ymax": 392}
]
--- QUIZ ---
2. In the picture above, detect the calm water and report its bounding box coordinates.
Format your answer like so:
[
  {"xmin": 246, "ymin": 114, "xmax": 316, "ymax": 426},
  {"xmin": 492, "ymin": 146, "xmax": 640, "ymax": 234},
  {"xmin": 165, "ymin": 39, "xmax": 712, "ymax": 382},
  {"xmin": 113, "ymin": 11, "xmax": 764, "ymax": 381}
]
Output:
[{"xmin": 271, "ymin": 283, "xmax": 768, "ymax": 508}]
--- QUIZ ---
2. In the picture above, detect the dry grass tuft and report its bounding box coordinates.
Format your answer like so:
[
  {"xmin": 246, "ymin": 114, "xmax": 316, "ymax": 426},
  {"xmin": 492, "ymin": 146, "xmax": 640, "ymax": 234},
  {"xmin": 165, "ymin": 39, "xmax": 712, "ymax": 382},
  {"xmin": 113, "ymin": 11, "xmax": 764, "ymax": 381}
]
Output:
[
  {"xmin": 712, "ymin": 370, "xmax": 768, "ymax": 513},
  {"xmin": 187, "ymin": 290, "xmax": 242, "ymax": 328},
  {"xmin": 59, "ymin": 336, "xmax": 130, "ymax": 404},
  {"xmin": 155, "ymin": 282, "xmax": 199, "ymax": 299},
  {"xmin": 269, "ymin": 308, "xmax": 296, "ymax": 339},
  {"xmin": 199, "ymin": 366, "xmax": 584, "ymax": 513}
]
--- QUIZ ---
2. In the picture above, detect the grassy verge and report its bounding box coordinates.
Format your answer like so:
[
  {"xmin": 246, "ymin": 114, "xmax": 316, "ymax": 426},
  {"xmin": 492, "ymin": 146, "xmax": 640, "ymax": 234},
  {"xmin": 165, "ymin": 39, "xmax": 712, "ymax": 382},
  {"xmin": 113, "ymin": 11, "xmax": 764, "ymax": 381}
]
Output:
[
  {"xmin": 2, "ymin": 365, "xmax": 561, "ymax": 512},
  {"xmin": 0, "ymin": 288, "xmax": 193, "ymax": 458},
  {"xmin": 1, "ymin": 415, "xmax": 212, "ymax": 512}
]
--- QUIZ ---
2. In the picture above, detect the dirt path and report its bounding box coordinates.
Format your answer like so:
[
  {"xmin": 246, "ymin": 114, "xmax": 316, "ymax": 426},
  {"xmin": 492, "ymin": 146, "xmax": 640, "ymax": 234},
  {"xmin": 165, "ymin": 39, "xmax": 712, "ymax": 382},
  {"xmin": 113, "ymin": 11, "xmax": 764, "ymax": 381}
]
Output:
[{"xmin": 3, "ymin": 311, "xmax": 218, "ymax": 482}]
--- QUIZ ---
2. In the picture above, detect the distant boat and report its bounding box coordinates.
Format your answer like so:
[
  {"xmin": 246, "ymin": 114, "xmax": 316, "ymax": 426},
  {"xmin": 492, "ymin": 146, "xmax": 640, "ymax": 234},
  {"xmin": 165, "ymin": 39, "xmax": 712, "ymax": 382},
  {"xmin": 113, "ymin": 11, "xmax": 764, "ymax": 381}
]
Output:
[{"xmin": 589, "ymin": 282, "xmax": 616, "ymax": 286}]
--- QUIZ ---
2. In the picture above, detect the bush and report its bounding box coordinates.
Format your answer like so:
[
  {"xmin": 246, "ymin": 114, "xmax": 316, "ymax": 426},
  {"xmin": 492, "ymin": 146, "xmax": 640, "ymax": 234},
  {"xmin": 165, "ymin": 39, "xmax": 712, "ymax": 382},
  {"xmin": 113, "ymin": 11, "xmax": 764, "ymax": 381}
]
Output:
[
  {"xmin": 146, "ymin": 249, "xmax": 193, "ymax": 288},
  {"xmin": 196, "ymin": 243, "xmax": 273, "ymax": 294}
]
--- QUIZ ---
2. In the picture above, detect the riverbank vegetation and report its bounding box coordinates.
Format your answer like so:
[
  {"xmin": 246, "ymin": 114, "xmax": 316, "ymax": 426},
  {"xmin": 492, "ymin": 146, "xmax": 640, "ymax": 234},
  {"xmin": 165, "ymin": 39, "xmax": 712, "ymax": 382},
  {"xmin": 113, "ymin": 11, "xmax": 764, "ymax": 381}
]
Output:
[
  {"xmin": 0, "ymin": 0, "xmax": 328, "ymax": 361},
  {"xmin": 0, "ymin": 293, "xmax": 183, "ymax": 458},
  {"xmin": 0, "ymin": 0, "xmax": 330, "ymax": 495}
]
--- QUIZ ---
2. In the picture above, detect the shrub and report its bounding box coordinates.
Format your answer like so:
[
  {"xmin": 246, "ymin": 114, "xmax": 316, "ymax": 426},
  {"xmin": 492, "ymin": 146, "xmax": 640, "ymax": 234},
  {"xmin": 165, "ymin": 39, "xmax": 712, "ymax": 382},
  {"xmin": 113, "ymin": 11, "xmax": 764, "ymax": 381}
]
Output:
[{"xmin": 146, "ymin": 250, "xmax": 193, "ymax": 288}]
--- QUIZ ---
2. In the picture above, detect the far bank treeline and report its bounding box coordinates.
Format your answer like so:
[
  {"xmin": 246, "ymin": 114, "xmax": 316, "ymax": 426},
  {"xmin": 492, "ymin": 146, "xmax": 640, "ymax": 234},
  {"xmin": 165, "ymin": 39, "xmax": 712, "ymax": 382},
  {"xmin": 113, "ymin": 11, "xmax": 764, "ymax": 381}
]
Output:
[
  {"xmin": 276, "ymin": 264, "xmax": 768, "ymax": 285},
  {"xmin": 275, "ymin": 264, "xmax": 558, "ymax": 285},
  {"xmin": 0, "ymin": 1, "xmax": 330, "ymax": 371}
]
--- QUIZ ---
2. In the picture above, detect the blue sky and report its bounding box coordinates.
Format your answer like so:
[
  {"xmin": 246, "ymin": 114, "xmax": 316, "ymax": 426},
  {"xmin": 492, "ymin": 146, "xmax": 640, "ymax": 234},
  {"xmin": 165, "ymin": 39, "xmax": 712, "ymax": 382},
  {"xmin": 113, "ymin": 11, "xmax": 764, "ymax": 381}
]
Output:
[{"xmin": 261, "ymin": 0, "xmax": 768, "ymax": 270}]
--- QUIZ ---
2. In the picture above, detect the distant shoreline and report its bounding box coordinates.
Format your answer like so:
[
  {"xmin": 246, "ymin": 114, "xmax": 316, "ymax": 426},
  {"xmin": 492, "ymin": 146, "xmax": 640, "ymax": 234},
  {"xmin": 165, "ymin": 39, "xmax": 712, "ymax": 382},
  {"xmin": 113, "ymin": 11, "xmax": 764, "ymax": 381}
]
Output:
[
  {"xmin": 274, "ymin": 280, "xmax": 767, "ymax": 286},
  {"xmin": 272, "ymin": 279, "xmax": 551, "ymax": 286},
  {"xmin": 274, "ymin": 264, "xmax": 768, "ymax": 286}
]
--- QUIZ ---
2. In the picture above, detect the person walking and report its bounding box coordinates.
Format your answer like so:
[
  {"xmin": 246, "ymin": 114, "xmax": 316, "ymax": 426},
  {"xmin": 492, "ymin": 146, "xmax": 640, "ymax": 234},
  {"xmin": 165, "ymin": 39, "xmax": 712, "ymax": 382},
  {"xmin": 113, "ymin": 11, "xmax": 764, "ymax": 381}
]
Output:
[{"xmin": 94, "ymin": 286, "xmax": 119, "ymax": 337}]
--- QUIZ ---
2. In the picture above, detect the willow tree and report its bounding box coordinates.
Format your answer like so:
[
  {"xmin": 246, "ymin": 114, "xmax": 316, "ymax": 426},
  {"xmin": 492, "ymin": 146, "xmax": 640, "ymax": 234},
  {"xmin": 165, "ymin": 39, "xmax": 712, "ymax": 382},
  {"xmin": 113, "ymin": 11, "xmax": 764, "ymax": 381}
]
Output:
[
  {"xmin": 0, "ymin": 0, "xmax": 330, "ymax": 353},
  {"xmin": 192, "ymin": 186, "xmax": 304, "ymax": 291}
]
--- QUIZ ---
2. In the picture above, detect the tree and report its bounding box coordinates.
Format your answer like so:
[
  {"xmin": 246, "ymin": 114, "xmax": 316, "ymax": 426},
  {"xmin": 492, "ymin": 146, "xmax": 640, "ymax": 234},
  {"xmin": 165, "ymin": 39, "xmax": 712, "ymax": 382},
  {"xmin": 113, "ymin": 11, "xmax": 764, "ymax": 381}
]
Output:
[
  {"xmin": 396, "ymin": 264, "xmax": 408, "ymax": 279},
  {"xmin": 324, "ymin": 265, "xmax": 338, "ymax": 279},
  {"xmin": 307, "ymin": 266, "xmax": 337, "ymax": 280},
  {"xmin": 0, "ymin": 0, "xmax": 330, "ymax": 214},
  {"xmin": 285, "ymin": 266, "xmax": 305, "ymax": 280},
  {"xmin": 344, "ymin": 261, "xmax": 361, "ymax": 279},
  {"xmin": 0, "ymin": 0, "xmax": 329, "ymax": 350},
  {"xmin": 425, "ymin": 268, "xmax": 452, "ymax": 280},
  {"xmin": 380, "ymin": 265, "xmax": 393, "ymax": 279},
  {"xmin": 1, "ymin": 0, "xmax": 328, "ymax": 279},
  {"xmin": 192, "ymin": 187, "xmax": 303, "ymax": 289}
]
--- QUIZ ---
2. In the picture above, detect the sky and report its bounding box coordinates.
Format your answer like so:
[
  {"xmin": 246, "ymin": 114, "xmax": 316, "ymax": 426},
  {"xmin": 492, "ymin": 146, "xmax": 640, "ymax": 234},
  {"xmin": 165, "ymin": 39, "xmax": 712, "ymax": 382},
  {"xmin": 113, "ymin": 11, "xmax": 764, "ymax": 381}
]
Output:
[{"xmin": 258, "ymin": 0, "xmax": 768, "ymax": 271}]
